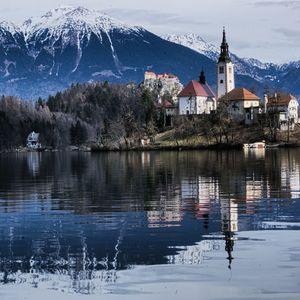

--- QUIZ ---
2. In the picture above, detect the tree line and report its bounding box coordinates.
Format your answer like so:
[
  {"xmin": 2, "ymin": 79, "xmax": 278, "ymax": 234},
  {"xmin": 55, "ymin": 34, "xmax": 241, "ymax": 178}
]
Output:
[{"xmin": 0, "ymin": 82, "xmax": 162, "ymax": 150}]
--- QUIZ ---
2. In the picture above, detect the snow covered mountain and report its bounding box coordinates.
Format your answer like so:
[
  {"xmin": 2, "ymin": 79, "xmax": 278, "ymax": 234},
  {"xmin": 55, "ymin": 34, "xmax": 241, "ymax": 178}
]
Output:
[
  {"xmin": 164, "ymin": 34, "xmax": 276, "ymax": 80},
  {"xmin": 0, "ymin": 6, "xmax": 217, "ymax": 99},
  {"xmin": 164, "ymin": 34, "xmax": 219, "ymax": 62},
  {"xmin": 0, "ymin": 7, "xmax": 300, "ymax": 99},
  {"xmin": 22, "ymin": 6, "xmax": 144, "ymax": 77}
]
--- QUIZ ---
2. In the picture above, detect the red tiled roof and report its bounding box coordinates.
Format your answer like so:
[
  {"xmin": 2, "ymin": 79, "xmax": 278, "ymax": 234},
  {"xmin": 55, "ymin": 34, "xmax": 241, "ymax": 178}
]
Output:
[
  {"xmin": 155, "ymin": 100, "xmax": 176, "ymax": 109},
  {"xmin": 178, "ymin": 80, "xmax": 215, "ymax": 98},
  {"xmin": 162, "ymin": 100, "xmax": 174, "ymax": 108},
  {"xmin": 146, "ymin": 72, "xmax": 179, "ymax": 80},
  {"xmin": 267, "ymin": 93, "xmax": 297, "ymax": 106},
  {"xmin": 220, "ymin": 88, "xmax": 260, "ymax": 101}
]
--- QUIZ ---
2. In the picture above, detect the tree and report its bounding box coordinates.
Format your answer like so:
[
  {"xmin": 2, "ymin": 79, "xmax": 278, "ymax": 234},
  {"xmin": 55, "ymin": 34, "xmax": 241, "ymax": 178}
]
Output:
[
  {"xmin": 141, "ymin": 89, "xmax": 156, "ymax": 125},
  {"xmin": 70, "ymin": 121, "xmax": 88, "ymax": 146}
]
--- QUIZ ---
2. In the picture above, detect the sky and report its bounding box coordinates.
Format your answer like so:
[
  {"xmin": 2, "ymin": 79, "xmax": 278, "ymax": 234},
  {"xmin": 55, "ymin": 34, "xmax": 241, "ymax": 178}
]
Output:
[{"xmin": 0, "ymin": 0, "xmax": 299, "ymax": 63}]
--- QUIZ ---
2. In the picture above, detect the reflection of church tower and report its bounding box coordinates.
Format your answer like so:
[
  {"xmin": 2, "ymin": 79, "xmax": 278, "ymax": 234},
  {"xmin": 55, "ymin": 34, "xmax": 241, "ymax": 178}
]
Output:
[
  {"xmin": 217, "ymin": 28, "xmax": 235, "ymax": 99},
  {"xmin": 220, "ymin": 198, "xmax": 238, "ymax": 269}
]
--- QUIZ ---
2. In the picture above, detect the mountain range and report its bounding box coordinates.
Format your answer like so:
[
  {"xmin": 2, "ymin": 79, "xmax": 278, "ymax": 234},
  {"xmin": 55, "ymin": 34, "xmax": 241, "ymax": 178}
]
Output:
[
  {"xmin": 164, "ymin": 33, "xmax": 300, "ymax": 96},
  {"xmin": 0, "ymin": 6, "xmax": 300, "ymax": 99}
]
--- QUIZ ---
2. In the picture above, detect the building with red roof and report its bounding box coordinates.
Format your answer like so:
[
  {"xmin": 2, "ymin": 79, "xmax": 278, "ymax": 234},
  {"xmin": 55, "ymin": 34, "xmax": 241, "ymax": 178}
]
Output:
[
  {"xmin": 178, "ymin": 71, "xmax": 216, "ymax": 115},
  {"xmin": 219, "ymin": 88, "xmax": 261, "ymax": 125}
]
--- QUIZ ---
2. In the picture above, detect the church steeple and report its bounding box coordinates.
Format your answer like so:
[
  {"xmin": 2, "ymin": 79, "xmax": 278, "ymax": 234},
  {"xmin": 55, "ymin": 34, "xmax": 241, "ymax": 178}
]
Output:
[
  {"xmin": 218, "ymin": 27, "xmax": 231, "ymax": 63},
  {"xmin": 199, "ymin": 70, "xmax": 206, "ymax": 84},
  {"xmin": 217, "ymin": 27, "xmax": 235, "ymax": 99}
]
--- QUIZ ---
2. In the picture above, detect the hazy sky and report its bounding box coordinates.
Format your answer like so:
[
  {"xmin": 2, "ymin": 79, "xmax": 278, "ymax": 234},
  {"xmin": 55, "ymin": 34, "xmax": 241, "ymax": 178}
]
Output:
[{"xmin": 1, "ymin": 0, "xmax": 299, "ymax": 63}]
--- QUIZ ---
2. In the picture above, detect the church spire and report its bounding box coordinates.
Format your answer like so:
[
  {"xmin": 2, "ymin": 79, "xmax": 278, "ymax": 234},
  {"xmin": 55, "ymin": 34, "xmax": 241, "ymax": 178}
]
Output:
[
  {"xmin": 218, "ymin": 27, "xmax": 231, "ymax": 63},
  {"xmin": 217, "ymin": 28, "xmax": 235, "ymax": 99},
  {"xmin": 222, "ymin": 26, "xmax": 227, "ymax": 44},
  {"xmin": 199, "ymin": 69, "xmax": 206, "ymax": 84}
]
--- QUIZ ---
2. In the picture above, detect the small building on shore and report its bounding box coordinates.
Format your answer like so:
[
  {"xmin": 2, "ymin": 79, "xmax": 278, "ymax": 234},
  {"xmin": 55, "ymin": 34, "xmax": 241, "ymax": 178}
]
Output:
[
  {"xmin": 266, "ymin": 93, "xmax": 299, "ymax": 130},
  {"xmin": 27, "ymin": 131, "xmax": 42, "ymax": 150},
  {"xmin": 219, "ymin": 88, "xmax": 260, "ymax": 125},
  {"xmin": 178, "ymin": 71, "xmax": 216, "ymax": 115}
]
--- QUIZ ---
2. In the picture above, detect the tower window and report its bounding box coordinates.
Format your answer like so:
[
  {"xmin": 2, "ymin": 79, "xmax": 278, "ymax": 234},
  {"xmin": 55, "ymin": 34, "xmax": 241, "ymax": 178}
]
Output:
[
  {"xmin": 219, "ymin": 66, "xmax": 225, "ymax": 74},
  {"xmin": 229, "ymin": 67, "xmax": 232, "ymax": 74},
  {"xmin": 220, "ymin": 80, "xmax": 224, "ymax": 84}
]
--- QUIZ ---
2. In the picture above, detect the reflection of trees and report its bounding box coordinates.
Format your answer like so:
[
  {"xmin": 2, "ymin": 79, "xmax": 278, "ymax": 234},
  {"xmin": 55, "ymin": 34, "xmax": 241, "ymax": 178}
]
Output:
[
  {"xmin": 0, "ymin": 149, "xmax": 300, "ymax": 285},
  {"xmin": 0, "ymin": 152, "xmax": 184, "ymax": 215},
  {"xmin": 1, "ymin": 149, "xmax": 299, "ymax": 214}
]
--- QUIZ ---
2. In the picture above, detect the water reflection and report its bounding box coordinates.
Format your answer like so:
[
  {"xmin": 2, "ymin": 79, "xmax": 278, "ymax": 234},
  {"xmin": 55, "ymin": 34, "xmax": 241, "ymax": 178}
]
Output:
[
  {"xmin": 0, "ymin": 150, "xmax": 300, "ymax": 295},
  {"xmin": 26, "ymin": 152, "xmax": 42, "ymax": 176}
]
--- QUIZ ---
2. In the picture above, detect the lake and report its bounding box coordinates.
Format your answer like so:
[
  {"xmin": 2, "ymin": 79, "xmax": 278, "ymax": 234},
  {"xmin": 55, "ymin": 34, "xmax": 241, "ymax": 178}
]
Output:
[{"xmin": 0, "ymin": 149, "xmax": 300, "ymax": 299}]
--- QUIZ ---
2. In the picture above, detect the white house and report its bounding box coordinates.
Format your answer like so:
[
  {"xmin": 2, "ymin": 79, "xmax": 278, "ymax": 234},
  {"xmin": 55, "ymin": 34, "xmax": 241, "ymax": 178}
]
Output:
[
  {"xmin": 266, "ymin": 93, "xmax": 299, "ymax": 130},
  {"xmin": 220, "ymin": 88, "xmax": 261, "ymax": 125},
  {"xmin": 178, "ymin": 71, "xmax": 216, "ymax": 115},
  {"xmin": 217, "ymin": 28, "xmax": 235, "ymax": 100},
  {"xmin": 27, "ymin": 131, "xmax": 42, "ymax": 150}
]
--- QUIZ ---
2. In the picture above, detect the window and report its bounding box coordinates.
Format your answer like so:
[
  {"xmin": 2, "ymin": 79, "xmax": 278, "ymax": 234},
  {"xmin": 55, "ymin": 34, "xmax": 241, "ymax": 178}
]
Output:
[
  {"xmin": 229, "ymin": 67, "xmax": 232, "ymax": 74},
  {"xmin": 186, "ymin": 110, "xmax": 190, "ymax": 115},
  {"xmin": 220, "ymin": 80, "xmax": 224, "ymax": 84},
  {"xmin": 219, "ymin": 66, "xmax": 225, "ymax": 74}
]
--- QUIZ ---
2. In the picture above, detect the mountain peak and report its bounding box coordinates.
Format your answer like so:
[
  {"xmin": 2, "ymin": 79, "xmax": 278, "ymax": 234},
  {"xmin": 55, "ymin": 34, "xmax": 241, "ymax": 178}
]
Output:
[{"xmin": 23, "ymin": 6, "xmax": 141, "ymax": 37}]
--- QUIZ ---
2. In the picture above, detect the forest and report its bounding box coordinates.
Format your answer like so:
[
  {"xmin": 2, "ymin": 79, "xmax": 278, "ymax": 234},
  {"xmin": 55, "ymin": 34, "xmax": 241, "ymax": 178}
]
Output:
[
  {"xmin": 0, "ymin": 81, "xmax": 294, "ymax": 151},
  {"xmin": 0, "ymin": 82, "xmax": 162, "ymax": 150}
]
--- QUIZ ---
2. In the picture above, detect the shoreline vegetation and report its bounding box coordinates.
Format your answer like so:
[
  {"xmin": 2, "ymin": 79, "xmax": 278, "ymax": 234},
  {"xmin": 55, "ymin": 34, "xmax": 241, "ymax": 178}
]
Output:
[
  {"xmin": 1, "ymin": 82, "xmax": 300, "ymax": 153},
  {"xmin": 3, "ymin": 138, "xmax": 300, "ymax": 154},
  {"xmin": 2, "ymin": 143, "xmax": 299, "ymax": 154}
]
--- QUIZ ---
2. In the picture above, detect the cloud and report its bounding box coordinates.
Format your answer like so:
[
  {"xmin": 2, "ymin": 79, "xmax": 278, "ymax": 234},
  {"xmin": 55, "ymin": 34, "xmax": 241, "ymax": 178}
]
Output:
[
  {"xmin": 103, "ymin": 8, "xmax": 209, "ymax": 27},
  {"xmin": 255, "ymin": 0, "xmax": 300, "ymax": 7},
  {"xmin": 275, "ymin": 27, "xmax": 300, "ymax": 38}
]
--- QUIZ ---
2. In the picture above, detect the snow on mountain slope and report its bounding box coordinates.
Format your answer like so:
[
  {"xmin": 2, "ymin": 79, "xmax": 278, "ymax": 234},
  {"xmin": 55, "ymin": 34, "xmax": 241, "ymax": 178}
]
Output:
[
  {"xmin": 20, "ymin": 6, "xmax": 149, "ymax": 77},
  {"xmin": 163, "ymin": 33, "xmax": 281, "ymax": 82},
  {"xmin": 241, "ymin": 58, "xmax": 271, "ymax": 70},
  {"xmin": 164, "ymin": 33, "xmax": 219, "ymax": 61},
  {"xmin": 0, "ymin": 21, "xmax": 22, "ymax": 36},
  {"xmin": 0, "ymin": 21, "xmax": 25, "ymax": 47},
  {"xmin": 23, "ymin": 6, "xmax": 142, "ymax": 44},
  {"xmin": 164, "ymin": 33, "xmax": 300, "ymax": 82}
]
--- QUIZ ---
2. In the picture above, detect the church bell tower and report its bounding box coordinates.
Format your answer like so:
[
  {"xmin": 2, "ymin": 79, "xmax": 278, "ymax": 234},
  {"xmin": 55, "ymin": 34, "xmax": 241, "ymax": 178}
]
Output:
[{"xmin": 217, "ymin": 28, "xmax": 235, "ymax": 99}]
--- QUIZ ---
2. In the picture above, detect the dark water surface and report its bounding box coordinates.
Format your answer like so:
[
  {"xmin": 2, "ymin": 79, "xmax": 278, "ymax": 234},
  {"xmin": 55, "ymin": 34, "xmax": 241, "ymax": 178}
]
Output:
[{"xmin": 0, "ymin": 150, "xmax": 300, "ymax": 299}]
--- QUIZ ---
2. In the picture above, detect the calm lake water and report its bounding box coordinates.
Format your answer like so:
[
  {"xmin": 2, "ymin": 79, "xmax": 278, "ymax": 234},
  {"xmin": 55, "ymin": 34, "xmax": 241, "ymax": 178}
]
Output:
[{"xmin": 0, "ymin": 150, "xmax": 300, "ymax": 299}]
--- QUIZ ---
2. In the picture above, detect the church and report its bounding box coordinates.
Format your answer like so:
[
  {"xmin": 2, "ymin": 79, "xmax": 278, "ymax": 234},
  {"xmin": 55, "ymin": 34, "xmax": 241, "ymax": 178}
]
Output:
[
  {"xmin": 217, "ymin": 28, "xmax": 261, "ymax": 125},
  {"xmin": 178, "ymin": 71, "xmax": 216, "ymax": 115},
  {"xmin": 217, "ymin": 28, "xmax": 235, "ymax": 99},
  {"xmin": 178, "ymin": 28, "xmax": 261, "ymax": 125}
]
